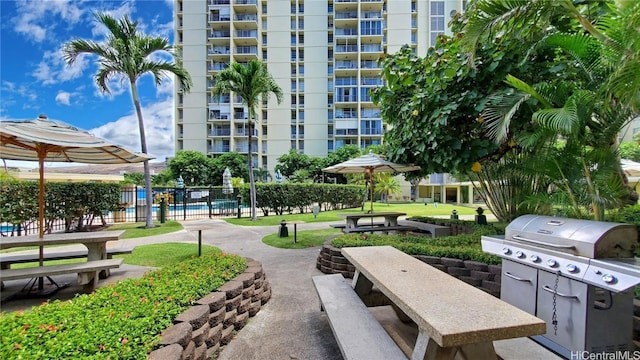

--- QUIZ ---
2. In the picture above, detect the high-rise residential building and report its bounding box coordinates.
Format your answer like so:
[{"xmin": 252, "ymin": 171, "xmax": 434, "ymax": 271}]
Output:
[{"xmin": 175, "ymin": 0, "xmax": 465, "ymax": 175}]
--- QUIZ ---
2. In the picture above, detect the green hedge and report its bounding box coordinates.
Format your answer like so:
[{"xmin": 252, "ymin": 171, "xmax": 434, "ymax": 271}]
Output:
[
  {"xmin": 239, "ymin": 183, "xmax": 364, "ymax": 216},
  {"xmin": 0, "ymin": 250, "xmax": 247, "ymax": 359},
  {"xmin": 331, "ymin": 217, "xmax": 504, "ymax": 264},
  {"xmin": 0, "ymin": 180, "xmax": 122, "ymax": 234}
]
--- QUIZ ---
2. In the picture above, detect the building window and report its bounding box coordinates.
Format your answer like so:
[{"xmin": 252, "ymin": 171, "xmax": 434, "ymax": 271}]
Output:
[
  {"xmin": 291, "ymin": 33, "xmax": 296, "ymax": 45},
  {"xmin": 299, "ymin": 64, "xmax": 304, "ymax": 75},
  {"xmin": 298, "ymin": 4, "xmax": 304, "ymax": 13},
  {"xmin": 291, "ymin": 80, "xmax": 297, "ymax": 91},
  {"xmin": 298, "ymin": 18, "xmax": 304, "ymax": 29},
  {"xmin": 262, "ymin": 34, "xmax": 267, "ymax": 45},
  {"xmin": 298, "ymin": 33, "xmax": 304, "ymax": 44},
  {"xmin": 291, "ymin": 18, "xmax": 296, "ymax": 30},
  {"xmin": 430, "ymin": 1, "xmax": 445, "ymax": 46},
  {"xmin": 291, "ymin": 49, "xmax": 296, "ymax": 61}
]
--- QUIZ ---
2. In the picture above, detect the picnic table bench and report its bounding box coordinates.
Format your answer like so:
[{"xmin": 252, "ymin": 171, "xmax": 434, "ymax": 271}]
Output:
[
  {"xmin": 0, "ymin": 247, "xmax": 134, "ymax": 270},
  {"xmin": 312, "ymin": 274, "xmax": 407, "ymax": 360},
  {"xmin": 0, "ymin": 258, "xmax": 124, "ymax": 293},
  {"xmin": 339, "ymin": 245, "xmax": 547, "ymax": 360},
  {"xmin": 402, "ymin": 221, "xmax": 451, "ymax": 238},
  {"xmin": 0, "ymin": 230, "xmax": 126, "ymax": 293}
]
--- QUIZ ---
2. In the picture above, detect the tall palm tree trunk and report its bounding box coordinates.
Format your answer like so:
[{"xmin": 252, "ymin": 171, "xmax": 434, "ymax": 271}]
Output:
[
  {"xmin": 130, "ymin": 80, "xmax": 154, "ymax": 228},
  {"xmin": 248, "ymin": 108, "xmax": 257, "ymax": 220}
]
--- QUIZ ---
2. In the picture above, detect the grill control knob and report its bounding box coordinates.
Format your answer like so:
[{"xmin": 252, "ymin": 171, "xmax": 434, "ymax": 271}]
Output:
[
  {"xmin": 515, "ymin": 251, "xmax": 525, "ymax": 259},
  {"xmin": 547, "ymin": 259, "xmax": 558, "ymax": 268},
  {"xmin": 502, "ymin": 247, "xmax": 511, "ymax": 255},
  {"xmin": 530, "ymin": 255, "xmax": 541, "ymax": 263},
  {"xmin": 566, "ymin": 264, "xmax": 578, "ymax": 273},
  {"xmin": 602, "ymin": 274, "xmax": 616, "ymax": 284}
]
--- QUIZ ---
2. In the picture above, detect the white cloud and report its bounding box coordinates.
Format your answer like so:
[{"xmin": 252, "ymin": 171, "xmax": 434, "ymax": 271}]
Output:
[
  {"xmin": 12, "ymin": 0, "xmax": 84, "ymax": 43},
  {"xmin": 55, "ymin": 91, "xmax": 72, "ymax": 106},
  {"xmin": 90, "ymin": 98, "xmax": 176, "ymax": 161},
  {"xmin": 32, "ymin": 48, "xmax": 90, "ymax": 85}
]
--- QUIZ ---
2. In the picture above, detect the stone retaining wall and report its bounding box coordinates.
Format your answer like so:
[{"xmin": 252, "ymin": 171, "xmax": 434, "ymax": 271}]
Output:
[
  {"xmin": 148, "ymin": 258, "xmax": 271, "ymax": 360},
  {"xmin": 316, "ymin": 241, "xmax": 501, "ymax": 296}
]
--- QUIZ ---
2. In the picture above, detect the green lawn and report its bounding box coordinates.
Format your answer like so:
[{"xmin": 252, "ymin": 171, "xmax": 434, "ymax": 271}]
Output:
[
  {"xmin": 108, "ymin": 220, "xmax": 183, "ymax": 239},
  {"xmin": 263, "ymin": 228, "xmax": 342, "ymax": 249},
  {"xmin": 226, "ymin": 202, "xmax": 486, "ymax": 226}
]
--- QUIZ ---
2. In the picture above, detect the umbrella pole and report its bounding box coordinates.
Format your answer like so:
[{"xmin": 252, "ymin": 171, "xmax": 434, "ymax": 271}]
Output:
[
  {"xmin": 370, "ymin": 170, "xmax": 374, "ymax": 214},
  {"xmin": 38, "ymin": 153, "xmax": 45, "ymax": 290}
]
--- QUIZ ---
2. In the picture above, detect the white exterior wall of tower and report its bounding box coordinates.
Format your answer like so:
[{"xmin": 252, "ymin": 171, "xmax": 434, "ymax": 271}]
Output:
[{"xmin": 175, "ymin": 0, "xmax": 464, "ymax": 175}]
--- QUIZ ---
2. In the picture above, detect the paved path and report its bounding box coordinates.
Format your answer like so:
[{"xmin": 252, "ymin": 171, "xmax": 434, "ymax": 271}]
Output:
[{"xmin": 1, "ymin": 219, "xmax": 343, "ymax": 359}]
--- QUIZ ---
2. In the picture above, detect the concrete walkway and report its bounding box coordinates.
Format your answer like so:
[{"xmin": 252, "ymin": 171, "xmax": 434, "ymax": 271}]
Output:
[{"xmin": 1, "ymin": 219, "xmax": 343, "ymax": 359}]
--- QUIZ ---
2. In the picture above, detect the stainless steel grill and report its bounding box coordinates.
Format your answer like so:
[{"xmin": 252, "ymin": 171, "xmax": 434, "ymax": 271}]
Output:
[{"xmin": 482, "ymin": 215, "xmax": 640, "ymax": 358}]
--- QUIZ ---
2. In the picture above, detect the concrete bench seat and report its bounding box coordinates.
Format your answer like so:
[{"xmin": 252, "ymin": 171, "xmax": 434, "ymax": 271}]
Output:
[
  {"xmin": 0, "ymin": 258, "xmax": 124, "ymax": 292},
  {"xmin": 343, "ymin": 225, "xmax": 417, "ymax": 234},
  {"xmin": 402, "ymin": 220, "xmax": 450, "ymax": 237},
  {"xmin": 0, "ymin": 247, "xmax": 134, "ymax": 269},
  {"xmin": 312, "ymin": 274, "xmax": 407, "ymax": 360}
]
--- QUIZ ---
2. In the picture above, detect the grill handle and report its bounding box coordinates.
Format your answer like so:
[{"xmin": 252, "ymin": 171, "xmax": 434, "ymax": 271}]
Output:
[
  {"xmin": 543, "ymin": 285, "xmax": 579, "ymax": 300},
  {"xmin": 511, "ymin": 235, "xmax": 576, "ymax": 250},
  {"xmin": 503, "ymin": 272, "xmax": 532, "ymax": 283}
]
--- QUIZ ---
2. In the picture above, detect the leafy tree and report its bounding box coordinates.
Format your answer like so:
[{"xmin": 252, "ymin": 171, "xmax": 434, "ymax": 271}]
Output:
[
  {"xmin": 123, "ymin": 172, "xmax": 144, "ymax": 185},
  {"xmin": 211, "ymin": 152, "xmax": 249, "ymax": 186},
  {"xmin": 63, "ymin": 13, "xmax": 192, "ymax": 228},
  {"xmin": 167, "ymin": 150, "xmax": 212, "ymax": 186},
  {"xmin": 275, "ymin": 149, "xmax": 323, "ymax": 181},
  {"xmin": 464, "ymin": 0, "xmax": 639, "ymax": 220},
  {"xmin": 212, "ymin": 60, "xmax": 283, "ymax": 220},
  {"xmin": 619, "ymin": 142, "xmax": 640, "ymax": 162}
]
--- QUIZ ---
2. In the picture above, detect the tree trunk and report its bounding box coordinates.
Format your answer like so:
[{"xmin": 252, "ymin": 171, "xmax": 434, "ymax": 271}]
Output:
[
  {"xmin": 248, "ymin": 109, "xmax": 257, "ymax": 220},
  {"xmin": 130, "ymin": 80, "xmax": 154, "ymax": 228}
]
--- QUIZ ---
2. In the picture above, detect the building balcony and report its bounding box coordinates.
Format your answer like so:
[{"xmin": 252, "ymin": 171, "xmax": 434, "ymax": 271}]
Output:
[
  {"xmin": 209, "ymin": 129, "xmax": 231, "ymax": 136},
  {"xmin": 209, "ymin": 145, "xmax": 231, "ymax": 153}
]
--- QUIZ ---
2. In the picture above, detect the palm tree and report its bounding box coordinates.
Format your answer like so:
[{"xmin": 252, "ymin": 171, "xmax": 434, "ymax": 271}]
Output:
[
  {"xmin": 211, "ymin": 60, "xmax": 283, "ymax": 220},
  {"xmin": 63, "ymin": 13, "xmax": 192, "ymax": 228},
  {"xmin": 374, "ymin": 173, "xmax": 401, "ymax": 204}
]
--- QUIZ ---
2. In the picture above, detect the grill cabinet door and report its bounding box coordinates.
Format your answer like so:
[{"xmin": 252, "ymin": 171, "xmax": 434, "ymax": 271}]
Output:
[
  {"xmin": 536, "ymin": 270, "xmax": 588, "ymax": 352},
  {"xmin": 500, "ymin": 260, "xmax": 537, "ymax": 314}
]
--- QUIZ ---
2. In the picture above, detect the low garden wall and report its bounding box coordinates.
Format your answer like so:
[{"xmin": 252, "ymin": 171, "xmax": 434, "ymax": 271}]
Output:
[
  {"xmin": 149, "ymin": 258, "xmax": 271, "ymax": 360},
  {"xmin": 316, "ymin": 241, "xmax": 502, "ymax": 296}
]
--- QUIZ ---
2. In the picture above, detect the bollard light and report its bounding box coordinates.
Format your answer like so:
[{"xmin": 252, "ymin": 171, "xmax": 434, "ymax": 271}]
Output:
[
  {"xmin": 450, "ymin": 209, "xmax": 458, "ymax": 220},
  {"xmin": 278, "ymin": 219, "xmax": 289, "ymax": 237}
]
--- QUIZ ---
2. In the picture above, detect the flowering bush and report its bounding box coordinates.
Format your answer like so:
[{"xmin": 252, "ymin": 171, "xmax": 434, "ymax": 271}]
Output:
[{"xmin": 0, "ymin": 250, "xmax": 246, "ymax": 359}]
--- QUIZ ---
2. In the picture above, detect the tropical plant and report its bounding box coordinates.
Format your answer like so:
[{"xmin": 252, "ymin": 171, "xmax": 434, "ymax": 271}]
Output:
[
  {"xmin": 63, "ymin": 12, "xmax": 192, "ymax": 228},
  {"xmin": 211, "ymin": 60, "xmax": 283, "ymax": 220},
  {"xmin": 464, "ymin": 0, "xmax": 639, "ymax": 220},
  {"xmin": 374, "ymin": 173, "xmax": 401, "ymax": 204}
]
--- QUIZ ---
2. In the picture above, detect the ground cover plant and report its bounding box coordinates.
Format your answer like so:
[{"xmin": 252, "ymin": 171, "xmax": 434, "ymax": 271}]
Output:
[
  {"xmin": 331, "ymin": 217, "xmax": 503, "ymax": 265},
  {"xmin": 0, "ymin": 249, "xmax": 246, "ymax": 359}
]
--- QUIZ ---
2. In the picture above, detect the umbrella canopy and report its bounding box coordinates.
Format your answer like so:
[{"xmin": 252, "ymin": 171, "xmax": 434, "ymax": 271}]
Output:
[
  {"xmin": 621, "ymin": 159, "xmax": 640, "ymax": 177},
  {"xmin": 322, "ymin": 151, "xmax": 420, "ymax": 212},
  {"xmin": 0, "ymin": 115, "xmax": 151, "ymax": 288},
  {"xmin": 222, "ymin": 167, "xmax": 233, "ymax": 195}
]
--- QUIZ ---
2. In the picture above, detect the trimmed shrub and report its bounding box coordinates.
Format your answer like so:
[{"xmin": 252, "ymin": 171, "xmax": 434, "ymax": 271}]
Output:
[
  {"xmin": 331, "ymin": 217, "xmax": 503, "ymax": 264},
  {"xmin": 0, "ymin": 250, "xmax": 246, "ymax": 359}
]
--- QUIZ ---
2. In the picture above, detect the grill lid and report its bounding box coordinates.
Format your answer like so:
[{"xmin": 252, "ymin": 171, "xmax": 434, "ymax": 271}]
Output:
[{"xmin": 505, "ymin": 215, "xmax": 637, "ymax": 258}]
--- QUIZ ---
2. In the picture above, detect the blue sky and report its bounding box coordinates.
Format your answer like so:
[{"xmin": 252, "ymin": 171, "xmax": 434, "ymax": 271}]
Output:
[{"xmin": 1, "ymin": 0, "xmax": 176, "ymax": 167}]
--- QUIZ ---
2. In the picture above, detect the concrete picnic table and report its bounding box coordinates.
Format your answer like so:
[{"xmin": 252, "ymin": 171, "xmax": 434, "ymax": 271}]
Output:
[
  {"xmin": 0, "ymin": 230, "xmax": 125, "ymax": 262},
  {"xmin": 342, "ymin": 246, "xmax": 546, "ymax": 360},
  {"xmin": 339, "ymin": 211, "xmax": 406, "ymax": 229}
]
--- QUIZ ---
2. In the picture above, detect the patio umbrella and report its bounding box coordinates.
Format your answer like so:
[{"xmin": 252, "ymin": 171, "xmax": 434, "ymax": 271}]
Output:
[
  {"xmin": 322, "ymin": 151, "xmax": 420, "ymax": 213},
  {"xmin": 222, "ymin": 167, "xmax": 233, "ymax": 197},
  {"xmin": 0, "ymin": 115, "xmax": 151, "ymax": 290}
]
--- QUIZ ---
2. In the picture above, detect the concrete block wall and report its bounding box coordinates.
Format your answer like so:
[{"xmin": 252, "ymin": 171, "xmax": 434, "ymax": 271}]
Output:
[{"xmin": 148, "ymin": 258, "xmax": 271, "ymax": 360}]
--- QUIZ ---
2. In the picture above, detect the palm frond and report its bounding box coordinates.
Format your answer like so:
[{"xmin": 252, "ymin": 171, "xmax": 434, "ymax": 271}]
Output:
[
  {"xmin": 482, "ymin": 89, "xmax": 530, "ymax": 142},
  {"xmin": 504, "ymin": 75, "xmax": 552, "ymax": 108}
]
